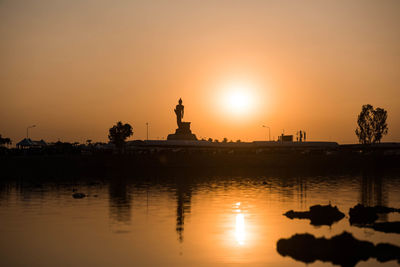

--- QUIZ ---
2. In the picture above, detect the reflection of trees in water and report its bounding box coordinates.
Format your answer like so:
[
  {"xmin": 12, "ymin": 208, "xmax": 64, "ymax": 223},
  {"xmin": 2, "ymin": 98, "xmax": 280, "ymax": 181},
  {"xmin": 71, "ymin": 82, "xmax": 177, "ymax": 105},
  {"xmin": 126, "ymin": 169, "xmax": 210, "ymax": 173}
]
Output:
[
  {"xmin": 297, "ymin": 178, "xmax": 308, "ymax": 208},
  {"xmin": 14, "ymin": 180, "xmax": 47, "ymax": 203},
  {"xmin": 269, "ymin": 176, "xmax": 308, "ymax": 207},
  {"xmin": 359, "ymin": 173, "xmax": 388, "ymax": 221},
  {"xmin": 0, "ymin": 182, "xmax": 12, "ymax": 202},
  {"xmin": 360, "ymin": 173, "xmax": 387, "ymax": 207},
  {"xmin": 109, "ymin": 180, "xmax": 132, "ymax": 223},
  {"xmin": 175, "ymin": 181, "xmax": 192, "ymax": 243}
]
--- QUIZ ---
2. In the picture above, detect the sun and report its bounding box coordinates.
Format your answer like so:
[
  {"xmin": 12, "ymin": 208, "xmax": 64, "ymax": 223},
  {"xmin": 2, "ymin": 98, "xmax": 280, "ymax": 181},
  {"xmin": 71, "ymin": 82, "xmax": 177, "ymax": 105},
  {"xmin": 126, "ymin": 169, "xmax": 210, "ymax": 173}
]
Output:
[{"xmin": 223, "ymin": 85, "xmax": 254, "ymax": 115}]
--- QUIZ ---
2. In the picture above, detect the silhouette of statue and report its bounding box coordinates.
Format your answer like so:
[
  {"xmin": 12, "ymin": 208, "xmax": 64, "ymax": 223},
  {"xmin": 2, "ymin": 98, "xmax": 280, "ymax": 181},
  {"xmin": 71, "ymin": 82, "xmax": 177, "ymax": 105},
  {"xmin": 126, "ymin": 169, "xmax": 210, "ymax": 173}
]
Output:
[
  {"xmin": 174, "ymin": 98, "xmax": 184, "ymax": 128},
  {"xmin": 175, "ymin": 181, "xmax": 192, "ymax": 243},
  {"xmin": 167, "ymin": 98, "xmax": 197, "ymax": 140}
]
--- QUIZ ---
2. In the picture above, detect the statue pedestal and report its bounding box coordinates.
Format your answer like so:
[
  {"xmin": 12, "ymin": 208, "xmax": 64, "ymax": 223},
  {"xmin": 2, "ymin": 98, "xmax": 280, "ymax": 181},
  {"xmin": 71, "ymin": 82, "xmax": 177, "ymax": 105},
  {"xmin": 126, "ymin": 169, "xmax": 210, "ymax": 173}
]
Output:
[{"xmin": 167, "ymin": 122, "xmax": 197, "ymax": 140}]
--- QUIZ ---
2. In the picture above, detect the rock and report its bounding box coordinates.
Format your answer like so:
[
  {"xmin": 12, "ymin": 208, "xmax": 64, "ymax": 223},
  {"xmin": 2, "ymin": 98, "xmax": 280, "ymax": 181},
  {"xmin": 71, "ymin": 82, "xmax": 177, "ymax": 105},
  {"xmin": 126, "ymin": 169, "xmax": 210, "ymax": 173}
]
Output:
[
  {"xmin": 349, "ymin": 204, "xmax": 400, "ymax": 225},
  {"xmin": 373, "ymin": 205, "xmax": 400, "ymax": 213},
  {"xmin": 277, "ymin": 232, "xmax": 400, "ymax": 266},
  {"xmin": 370, "ymin": 221, "xmax": 400, "ymax": 234},
  {"xmin": 349, "ymin": 204, "xmax": 379, "ymax": 224},
  {"xmin": 72, "ymin": 193, "xmax": 86, "ymax": 199},
  {"xmin": 284, "ymin": 204, "xmax": 345, "ymax": 226}
]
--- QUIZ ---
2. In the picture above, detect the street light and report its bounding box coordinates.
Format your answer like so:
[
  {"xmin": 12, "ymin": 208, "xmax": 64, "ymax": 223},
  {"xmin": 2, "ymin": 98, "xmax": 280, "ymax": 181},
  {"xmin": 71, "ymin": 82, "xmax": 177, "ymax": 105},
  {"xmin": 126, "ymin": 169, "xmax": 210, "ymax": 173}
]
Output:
[
  {"xmin": 262, "ymin": 125, "xmax": 271, "ymax": 141},
  {"xmin": 146, "ymin": 122, "xmax": 149, "ymax": 141},
  {"xmin": 26, "ymin": 125, "xmax": 36, "ymax": 139}
]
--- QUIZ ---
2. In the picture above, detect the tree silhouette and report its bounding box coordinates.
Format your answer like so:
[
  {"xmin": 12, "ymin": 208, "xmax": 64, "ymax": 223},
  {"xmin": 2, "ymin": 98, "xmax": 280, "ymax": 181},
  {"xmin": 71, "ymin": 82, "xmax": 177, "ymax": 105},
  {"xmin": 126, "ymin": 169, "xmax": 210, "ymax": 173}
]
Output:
[
  {"xmin": 0, "ymin": 134, "xmax": 12, "ymax": 147},
  {"xmin": 355, "ymin": 104, "xmax": 388, "ymax": 144},
  {"xmin": 108, "ymin": 121, "xmax": 133, "ymax": 150}
]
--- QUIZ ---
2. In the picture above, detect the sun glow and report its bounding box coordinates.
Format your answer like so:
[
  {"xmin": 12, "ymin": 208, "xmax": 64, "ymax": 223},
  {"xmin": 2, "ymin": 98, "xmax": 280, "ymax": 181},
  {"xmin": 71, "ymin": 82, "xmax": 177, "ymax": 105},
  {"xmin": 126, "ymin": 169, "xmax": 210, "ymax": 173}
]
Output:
[
  {"xmin": 220, "ymin": 81, "xmax": 259, "ymax": 117},
  {"xmin": 228, "ymin": 90, "xmax": 251, "ymax": 110}
]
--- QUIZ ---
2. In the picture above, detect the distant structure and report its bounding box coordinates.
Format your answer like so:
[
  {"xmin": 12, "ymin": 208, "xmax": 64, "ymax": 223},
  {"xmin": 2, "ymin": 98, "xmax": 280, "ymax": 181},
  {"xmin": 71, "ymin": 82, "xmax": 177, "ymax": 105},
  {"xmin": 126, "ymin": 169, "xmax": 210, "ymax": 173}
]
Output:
[
  {"xmin": 16, "ymin": 138, "xmax": 47, "ymax": 149},
  {"xmin": 167, "ymin": 98, "xmax": 197, "ymax": 140},
  {"xmin": 278, "ymin": 134, "xmax": 293, "ymax": 142}
]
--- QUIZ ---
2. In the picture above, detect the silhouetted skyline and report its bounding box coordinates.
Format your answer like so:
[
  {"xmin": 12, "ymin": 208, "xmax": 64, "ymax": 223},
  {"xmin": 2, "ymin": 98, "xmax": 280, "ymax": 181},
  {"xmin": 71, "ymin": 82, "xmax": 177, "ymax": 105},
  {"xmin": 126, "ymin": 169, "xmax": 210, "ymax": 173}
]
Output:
[{"xmin": 1, "ymin": 1, "xmax": 400, "ymax": 144}]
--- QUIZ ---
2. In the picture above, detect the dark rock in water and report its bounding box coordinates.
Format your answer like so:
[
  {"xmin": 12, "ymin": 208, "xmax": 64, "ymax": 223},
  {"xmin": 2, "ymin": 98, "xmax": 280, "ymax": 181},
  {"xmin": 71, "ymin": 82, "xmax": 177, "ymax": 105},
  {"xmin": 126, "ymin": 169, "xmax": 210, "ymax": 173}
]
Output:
[
  {"xmin": 277, "ymin": 232, "xmax": 400, "ymax": 267},
  {"xmin": 375, "ymin": 243, "xmax": 400, "ymax": 263},
  {"xmin": 284, "ymin": 210, "xmax": 309, "ymax": 219},
  {"xmin": 284, "ymin": 204, "xmax": 345, "ymax": 226},
  {"xmin": 349, "ymin": 204, "xmax": 379, "ymax": 224},
  {"xmin": 370, "ymin": 221, "xmax": 400, "ymax": 234},
  {"xmin": 72, "ymin": 193, "xmax": 86, "ymax": 199},
  {"xmin": 349, "ymin": 204, "xmax": 400, "ymax": 225},
  {"xmin": 373, "ymin": 205, "xmax": 400, "ymax": 213}
]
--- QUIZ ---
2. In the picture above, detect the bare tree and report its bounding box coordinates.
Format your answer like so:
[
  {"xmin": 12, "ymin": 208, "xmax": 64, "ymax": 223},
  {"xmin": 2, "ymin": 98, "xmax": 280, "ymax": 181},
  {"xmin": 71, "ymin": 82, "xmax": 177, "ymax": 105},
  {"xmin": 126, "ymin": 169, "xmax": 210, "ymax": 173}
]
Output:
[{"xmin": 355, "ymin": 104, "xmax": 388, "ymax": 144}]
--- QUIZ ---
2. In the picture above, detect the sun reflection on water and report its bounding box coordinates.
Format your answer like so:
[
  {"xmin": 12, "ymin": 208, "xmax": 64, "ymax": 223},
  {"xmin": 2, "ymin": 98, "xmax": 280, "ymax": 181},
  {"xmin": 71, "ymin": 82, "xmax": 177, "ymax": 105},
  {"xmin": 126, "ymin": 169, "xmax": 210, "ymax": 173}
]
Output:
[{"xmin": 235, "ymin": 202, "xmax": 246, "ymax": 245}]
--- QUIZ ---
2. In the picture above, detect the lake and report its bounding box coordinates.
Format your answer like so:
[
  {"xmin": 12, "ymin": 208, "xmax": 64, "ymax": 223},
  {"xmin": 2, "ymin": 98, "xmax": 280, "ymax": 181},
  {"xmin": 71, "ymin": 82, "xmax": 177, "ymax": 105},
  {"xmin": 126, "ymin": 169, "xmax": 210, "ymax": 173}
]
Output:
[{"xmin": 1, "ymin": 170, "xmax": 400, "ymax": 266}]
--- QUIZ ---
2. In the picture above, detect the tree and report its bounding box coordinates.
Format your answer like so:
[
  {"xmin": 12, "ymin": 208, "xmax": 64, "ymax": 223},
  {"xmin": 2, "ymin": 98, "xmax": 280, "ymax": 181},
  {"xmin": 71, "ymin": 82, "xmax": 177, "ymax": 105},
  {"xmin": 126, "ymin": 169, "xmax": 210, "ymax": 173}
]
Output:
[
  {"xmin": 207, "ymin": 138, "xmax": 213, "ymax": 142},
  {"xmin": 355, "ymin": 104, "xmax": 388, "ymax": 144},
  {"xmin": 222, "ymin": 137, "xmax": 228, "ymax": 143},
  {"xmin": 108, "ymin": 121, "xmax": 133, "ymax": 150},
  {"xmin": 0, "ymin": 134, "xmax": 12, "ymax": 147}
]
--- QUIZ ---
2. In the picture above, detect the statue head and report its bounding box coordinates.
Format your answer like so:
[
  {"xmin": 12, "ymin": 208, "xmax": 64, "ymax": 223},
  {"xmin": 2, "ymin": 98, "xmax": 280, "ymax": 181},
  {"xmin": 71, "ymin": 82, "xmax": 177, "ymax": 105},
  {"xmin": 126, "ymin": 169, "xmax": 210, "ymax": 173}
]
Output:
[{"xmin": 179, "ymin": 98, "xmax": 182, "ymax": 105}]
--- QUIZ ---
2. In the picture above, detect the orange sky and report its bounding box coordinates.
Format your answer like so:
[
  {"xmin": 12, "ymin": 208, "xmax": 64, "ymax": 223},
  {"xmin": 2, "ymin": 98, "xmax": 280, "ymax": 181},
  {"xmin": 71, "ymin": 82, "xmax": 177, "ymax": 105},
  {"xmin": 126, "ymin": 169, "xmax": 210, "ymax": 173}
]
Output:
[{"xmin": 1, "ymin": 0, "xmax": 399, "ymax": 144}]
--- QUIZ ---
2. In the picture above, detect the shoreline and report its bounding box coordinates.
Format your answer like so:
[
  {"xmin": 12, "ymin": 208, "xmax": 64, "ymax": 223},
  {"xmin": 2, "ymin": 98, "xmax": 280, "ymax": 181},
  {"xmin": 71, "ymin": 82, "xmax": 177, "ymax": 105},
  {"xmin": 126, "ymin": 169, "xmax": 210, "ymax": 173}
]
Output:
[{"xmin": 1, "ymin": 150, "xmax": 399, "ymax": 180}]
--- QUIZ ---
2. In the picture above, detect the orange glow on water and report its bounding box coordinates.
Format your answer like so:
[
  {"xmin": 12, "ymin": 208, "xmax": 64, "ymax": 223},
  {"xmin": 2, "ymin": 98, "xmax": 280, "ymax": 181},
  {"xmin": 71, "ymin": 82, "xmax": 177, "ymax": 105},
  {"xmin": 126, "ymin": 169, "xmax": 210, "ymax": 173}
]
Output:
[{"xmin": 235, "ymin": 211, "xmax": 246, "ymax": 245}]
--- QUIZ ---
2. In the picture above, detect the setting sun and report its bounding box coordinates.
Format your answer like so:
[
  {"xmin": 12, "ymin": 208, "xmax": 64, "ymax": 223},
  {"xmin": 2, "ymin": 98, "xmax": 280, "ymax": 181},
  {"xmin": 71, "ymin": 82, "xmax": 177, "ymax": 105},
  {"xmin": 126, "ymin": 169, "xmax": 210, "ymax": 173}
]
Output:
[
  {"xmin": 222, "ymin": 83, "xmax": 258, "ymax": 116},
  {"xmin": 227, "ymin": 90, "xmax": 251, "ymax": 112}
]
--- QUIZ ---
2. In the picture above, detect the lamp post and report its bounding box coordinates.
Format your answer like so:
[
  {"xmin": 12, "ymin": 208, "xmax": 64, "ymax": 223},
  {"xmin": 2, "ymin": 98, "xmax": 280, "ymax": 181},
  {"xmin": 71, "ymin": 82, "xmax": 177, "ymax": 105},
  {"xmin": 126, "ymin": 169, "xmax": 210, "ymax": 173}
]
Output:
[
  {"xmin": 262, "ymin": 125, "xmax": 271, "ymax": 141},
  {"xmin": 146, "ymin": 122, "xmax": 149, "ymax": 141},
  {"xmin": 26, "ymin": 125, "xmax": 36, "ymax": 139}
]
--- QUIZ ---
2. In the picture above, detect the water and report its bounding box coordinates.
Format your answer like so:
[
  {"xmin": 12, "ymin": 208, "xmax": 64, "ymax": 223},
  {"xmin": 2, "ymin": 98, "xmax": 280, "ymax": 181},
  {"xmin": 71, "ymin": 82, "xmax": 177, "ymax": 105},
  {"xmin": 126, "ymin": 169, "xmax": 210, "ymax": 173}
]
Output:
[{"xmin": 1, "ymin": 172, "xmax": 400, "ymax": 266}]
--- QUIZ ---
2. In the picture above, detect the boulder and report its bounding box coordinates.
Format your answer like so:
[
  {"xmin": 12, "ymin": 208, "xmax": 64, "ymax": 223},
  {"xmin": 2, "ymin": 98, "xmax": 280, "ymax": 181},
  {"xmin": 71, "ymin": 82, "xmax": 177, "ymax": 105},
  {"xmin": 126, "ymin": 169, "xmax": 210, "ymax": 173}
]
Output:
[
  {"xmin": 72, "ymin": 192, "xmax": 86, "ymax": 199},
  {"xmin": 277, "ymin": 232, "xmax": 400, "ymax": 266},
  {"xmin": 349, "ymin": 204, "xmax": 400, "ymax": 225},
  {"xmin": 284, "ymin": 204, "xmax": 345, "ymax": 226}
]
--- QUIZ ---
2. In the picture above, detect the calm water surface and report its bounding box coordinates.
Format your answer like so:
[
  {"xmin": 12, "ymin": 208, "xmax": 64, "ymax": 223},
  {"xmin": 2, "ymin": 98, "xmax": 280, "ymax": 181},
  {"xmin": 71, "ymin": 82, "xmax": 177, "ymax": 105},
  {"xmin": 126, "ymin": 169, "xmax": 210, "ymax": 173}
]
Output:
[{"xmin": 1, "ymin": 172, "xmax": 400, "ymax": 266}]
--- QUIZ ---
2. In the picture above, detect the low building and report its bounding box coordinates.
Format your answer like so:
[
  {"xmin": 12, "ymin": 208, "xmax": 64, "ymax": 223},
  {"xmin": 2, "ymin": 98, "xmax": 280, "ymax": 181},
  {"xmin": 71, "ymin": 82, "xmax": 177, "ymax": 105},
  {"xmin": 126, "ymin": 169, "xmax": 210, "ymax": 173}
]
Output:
[
  {"xmin": 16, "ymin": 138, "xmax": 47, "ymax": 149},
  {"xmin": 278, "ymin": 134, "xmax": 293, "ymax": 142}
]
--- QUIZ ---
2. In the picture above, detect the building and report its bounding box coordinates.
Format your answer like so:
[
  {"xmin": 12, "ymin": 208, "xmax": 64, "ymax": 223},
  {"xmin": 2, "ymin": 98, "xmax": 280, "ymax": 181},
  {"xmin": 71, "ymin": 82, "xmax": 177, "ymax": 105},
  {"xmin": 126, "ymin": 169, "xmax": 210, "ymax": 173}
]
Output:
[
  {"xmin": 278, "ymin": 134, "xmax": 293, "ymax": 142},
  {"xmin": 16, "ymin": 138, "xmax": 47, "ymax": 149}
]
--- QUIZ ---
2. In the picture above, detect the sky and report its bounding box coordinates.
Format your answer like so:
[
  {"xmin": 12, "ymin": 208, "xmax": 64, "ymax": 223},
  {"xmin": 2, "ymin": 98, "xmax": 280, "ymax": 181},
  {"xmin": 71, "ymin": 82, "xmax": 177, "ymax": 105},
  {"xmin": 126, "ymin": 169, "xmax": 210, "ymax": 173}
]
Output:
[{"xmin": 1, "ymin": 0, "xmax": 399, "ymax": 144}]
